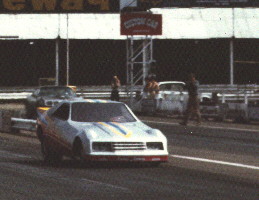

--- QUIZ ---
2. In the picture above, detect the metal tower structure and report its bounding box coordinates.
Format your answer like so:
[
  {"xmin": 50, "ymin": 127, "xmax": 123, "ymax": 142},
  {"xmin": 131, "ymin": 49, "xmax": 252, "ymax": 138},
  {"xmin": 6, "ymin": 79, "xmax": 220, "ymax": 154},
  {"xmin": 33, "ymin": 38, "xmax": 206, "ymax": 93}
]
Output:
[{"xmin": 126, "ymin": 36, "xmax": 155, "ymax": 107}]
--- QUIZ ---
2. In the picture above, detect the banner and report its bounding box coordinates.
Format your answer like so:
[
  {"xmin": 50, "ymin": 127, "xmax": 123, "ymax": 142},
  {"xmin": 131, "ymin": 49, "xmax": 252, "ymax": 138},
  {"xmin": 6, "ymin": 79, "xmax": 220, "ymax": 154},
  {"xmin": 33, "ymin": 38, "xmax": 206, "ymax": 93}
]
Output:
[
  {"xmin": 0, "ymin": 0, "xmax": 120, "ymax": 13},
  {"xmin": 121, "ymin": 13, "xmax": 162, "ymax": 35}
]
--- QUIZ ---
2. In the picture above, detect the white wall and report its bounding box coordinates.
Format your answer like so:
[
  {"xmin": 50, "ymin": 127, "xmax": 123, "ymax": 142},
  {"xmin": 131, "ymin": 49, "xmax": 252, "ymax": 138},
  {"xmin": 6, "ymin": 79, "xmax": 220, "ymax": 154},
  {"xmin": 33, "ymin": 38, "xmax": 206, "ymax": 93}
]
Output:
[{"xmin": 0, "ymin": 8, "xmax": 258, "ymax": 40}]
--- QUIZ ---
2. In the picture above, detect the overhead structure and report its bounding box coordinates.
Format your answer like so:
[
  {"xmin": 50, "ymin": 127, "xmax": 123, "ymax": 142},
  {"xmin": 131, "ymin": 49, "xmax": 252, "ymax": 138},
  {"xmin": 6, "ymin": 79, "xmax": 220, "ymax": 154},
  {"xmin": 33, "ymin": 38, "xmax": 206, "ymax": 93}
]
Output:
[
  {"xmin": 0, "ymin": 0, "xmax": 258, "ymax": 87},
  {"xmin": 121, "ymin": 12, "xmax": 162, "ymax": 107},
  {"xmin": 126, "ymin": 36, "xmax": 154, "ymax": 106}
]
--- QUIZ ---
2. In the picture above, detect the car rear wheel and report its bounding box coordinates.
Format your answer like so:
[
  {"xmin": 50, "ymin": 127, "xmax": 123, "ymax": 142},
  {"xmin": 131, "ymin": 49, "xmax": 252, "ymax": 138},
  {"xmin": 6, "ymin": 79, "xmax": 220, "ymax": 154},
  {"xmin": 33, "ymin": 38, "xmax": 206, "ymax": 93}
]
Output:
[{"xmin": 41, "ymin": 138, "xmax": 62, "ymax": 164}]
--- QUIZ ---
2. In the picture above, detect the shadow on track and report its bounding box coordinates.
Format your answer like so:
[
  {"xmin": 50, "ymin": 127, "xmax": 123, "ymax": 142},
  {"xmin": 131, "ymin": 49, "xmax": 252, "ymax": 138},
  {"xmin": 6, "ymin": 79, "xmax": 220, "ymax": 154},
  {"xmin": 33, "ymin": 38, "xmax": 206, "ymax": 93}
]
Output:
[{"xmin": 10, "ymin": 158, "xmax": 163, "ymax": 169}]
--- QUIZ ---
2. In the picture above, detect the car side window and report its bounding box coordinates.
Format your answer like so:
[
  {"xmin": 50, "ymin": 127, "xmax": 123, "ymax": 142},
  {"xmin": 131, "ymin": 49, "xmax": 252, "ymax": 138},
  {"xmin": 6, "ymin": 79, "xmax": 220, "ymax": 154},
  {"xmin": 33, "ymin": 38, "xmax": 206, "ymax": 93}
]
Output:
[
  {"xmin": 172, "ymin": 84, "xmax": 183, "ymax": 91},
  {"xmin": 160, "ymin": 84, "xmax": 169, "ymax": 91},
  {"xmin": 52, "ymin": 104, "xmax": 70, "ymax": 121}
]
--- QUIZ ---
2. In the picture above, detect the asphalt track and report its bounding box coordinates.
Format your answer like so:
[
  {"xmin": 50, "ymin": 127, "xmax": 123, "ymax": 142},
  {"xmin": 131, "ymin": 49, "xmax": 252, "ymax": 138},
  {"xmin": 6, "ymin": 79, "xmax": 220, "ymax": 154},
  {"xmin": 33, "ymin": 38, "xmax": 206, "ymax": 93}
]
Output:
[{"xmin": 0, "ymin": 117, "xmax": 258, "ymax": 200}]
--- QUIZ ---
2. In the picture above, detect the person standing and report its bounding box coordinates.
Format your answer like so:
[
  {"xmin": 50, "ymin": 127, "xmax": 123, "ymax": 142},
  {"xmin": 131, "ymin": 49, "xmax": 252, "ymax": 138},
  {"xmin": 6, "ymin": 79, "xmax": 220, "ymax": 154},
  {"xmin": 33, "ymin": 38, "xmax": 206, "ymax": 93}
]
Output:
[
  {"xmin": 149, "ymin": 74, "xmax": 160, "ymax": 110},
  {"xmin": 143, "ymin": 76, "xmax": 151, "ymax": 99},
  {"xmin": 180, "ymin": 73, "xmax": 201, "ymax": 125},
  {"xmin": 111, "ymin": 75, "xmax": 121, "ymax": 101}
]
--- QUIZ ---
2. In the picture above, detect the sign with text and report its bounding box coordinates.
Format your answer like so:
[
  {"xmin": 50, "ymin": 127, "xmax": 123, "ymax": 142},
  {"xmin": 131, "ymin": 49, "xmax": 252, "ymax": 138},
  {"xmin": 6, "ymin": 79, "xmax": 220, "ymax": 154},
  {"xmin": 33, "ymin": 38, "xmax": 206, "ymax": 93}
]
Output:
[
  {"xmin": 0, "ymin": 0, "xmax": 120, "ymax": 13},
  {"xmin": 121, "ymin": 13, "xmax": 162, "ymax": 35}
]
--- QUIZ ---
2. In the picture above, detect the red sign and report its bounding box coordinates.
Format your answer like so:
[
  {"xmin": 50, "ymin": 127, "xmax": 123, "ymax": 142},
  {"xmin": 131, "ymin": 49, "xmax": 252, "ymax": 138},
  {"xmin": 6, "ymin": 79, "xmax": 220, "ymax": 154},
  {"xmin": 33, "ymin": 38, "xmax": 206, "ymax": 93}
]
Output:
[{"xmin": 121, "ymin": 13, "xmax": 162, "ymax": 36}]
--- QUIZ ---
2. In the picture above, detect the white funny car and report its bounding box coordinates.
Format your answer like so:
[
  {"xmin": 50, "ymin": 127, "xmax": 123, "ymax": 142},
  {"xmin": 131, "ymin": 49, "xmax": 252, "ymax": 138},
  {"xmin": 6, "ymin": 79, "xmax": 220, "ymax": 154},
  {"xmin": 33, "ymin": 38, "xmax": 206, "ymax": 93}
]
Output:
[{"xmin": 37, "ymin": 99, "xmax": 168, "ymax": 165}]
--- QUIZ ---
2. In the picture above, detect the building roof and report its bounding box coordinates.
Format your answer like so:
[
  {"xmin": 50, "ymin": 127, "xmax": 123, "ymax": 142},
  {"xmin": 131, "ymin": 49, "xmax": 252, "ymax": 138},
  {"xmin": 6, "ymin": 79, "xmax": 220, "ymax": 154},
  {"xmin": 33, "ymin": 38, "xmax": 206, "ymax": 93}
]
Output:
[{"xmin": 0, "ymin": 8, "xmax": 258, "ymax": 40}]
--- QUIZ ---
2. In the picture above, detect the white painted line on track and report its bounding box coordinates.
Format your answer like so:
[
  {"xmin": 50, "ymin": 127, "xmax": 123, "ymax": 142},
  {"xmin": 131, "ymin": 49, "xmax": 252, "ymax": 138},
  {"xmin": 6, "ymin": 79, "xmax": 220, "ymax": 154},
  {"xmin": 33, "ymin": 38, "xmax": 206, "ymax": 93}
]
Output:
[
  {"xmin": 171, "ymin": 154, "xmax": 259, "ymax": 170},
  {"xmin": 143, "ymin": 120, "xmax": 259, "ymax": 133}
]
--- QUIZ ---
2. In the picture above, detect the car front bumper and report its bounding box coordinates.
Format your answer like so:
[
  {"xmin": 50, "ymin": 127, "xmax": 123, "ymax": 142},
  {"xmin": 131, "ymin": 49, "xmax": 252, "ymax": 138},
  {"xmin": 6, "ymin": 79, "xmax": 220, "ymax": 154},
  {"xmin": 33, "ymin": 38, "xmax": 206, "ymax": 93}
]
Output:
[{"xmin": 81, "ymin": 155, "xmax": 168, "ymax": 162}]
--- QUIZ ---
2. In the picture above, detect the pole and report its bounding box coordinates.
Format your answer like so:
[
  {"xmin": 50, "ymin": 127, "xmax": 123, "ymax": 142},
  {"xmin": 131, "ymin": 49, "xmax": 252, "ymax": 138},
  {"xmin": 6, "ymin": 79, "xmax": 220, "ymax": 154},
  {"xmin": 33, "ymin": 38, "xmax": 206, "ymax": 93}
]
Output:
[
  {"xmin": 230, "ymin": 8, "xmax": 235, "ymax": 85},
  {"xmin": 230, "ymin": 39, "xmax": 234, "ymax": 85},
  {"xmin": 55, "ymin": 37, "xmax": 59, "ymax": 86},
  {"xmin": 66, "ymin": 14, "xmax": 70, "ymax": 86},
  {"xmin": 143, "ymin": 38, "xmax": 150, "ymax": 86},
  {"xmin": 126, "ymin": 36, "xmax": 129, "ymax": 88},
  {"xmin": 130, "ymin": 37, "xmax": 134, "ymax": 108}
]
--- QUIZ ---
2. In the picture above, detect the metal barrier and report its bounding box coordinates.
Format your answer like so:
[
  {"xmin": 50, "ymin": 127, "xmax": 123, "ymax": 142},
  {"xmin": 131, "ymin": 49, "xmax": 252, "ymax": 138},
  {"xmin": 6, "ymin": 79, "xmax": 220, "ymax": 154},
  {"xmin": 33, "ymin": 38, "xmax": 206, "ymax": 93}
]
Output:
[
  {"xmin": 0, "ymin": 84, "xmax": 258, "ymax": 101},
  {"xmin": 11, "ymin": 118, "xmax": 36, "ymax": 133}
]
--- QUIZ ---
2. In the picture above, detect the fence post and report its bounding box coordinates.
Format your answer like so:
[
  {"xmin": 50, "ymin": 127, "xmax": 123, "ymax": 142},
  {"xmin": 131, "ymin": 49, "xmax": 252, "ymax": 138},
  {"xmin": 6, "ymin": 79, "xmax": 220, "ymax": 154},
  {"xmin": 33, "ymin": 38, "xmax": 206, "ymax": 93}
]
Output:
[
  {"xmin": 244, "ymin": 94, "xmax": 248, "ymax": 104},
  {"xmin": 0, "ymin": 110, "xmax": 12, "ymax": 133},
  {"xmin": 222, "ymin": 93, "xmax": 226, "ymax": 103}
]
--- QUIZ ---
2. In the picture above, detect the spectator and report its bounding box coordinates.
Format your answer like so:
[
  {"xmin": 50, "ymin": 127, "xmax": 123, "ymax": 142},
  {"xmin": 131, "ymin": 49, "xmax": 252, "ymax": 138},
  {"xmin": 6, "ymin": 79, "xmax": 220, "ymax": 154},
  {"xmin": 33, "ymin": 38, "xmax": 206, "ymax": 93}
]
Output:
[
  {"xmin": 179, "ymin": 73, "xmax": 201, "ymax": 126},
  {"xmin": 143, "ymin": 76, "xmax": 151, "ymax": 98},
  {"xmin": 149, "ymin": 74, "xmax": 159, "ymax": 99},
  {"xmin": 111, "ymin": 75, "xmax": 121, "ymax": 101},
  {"xmin": 149, "ymin": 74, "xmax": 160, "ymax": 110}
]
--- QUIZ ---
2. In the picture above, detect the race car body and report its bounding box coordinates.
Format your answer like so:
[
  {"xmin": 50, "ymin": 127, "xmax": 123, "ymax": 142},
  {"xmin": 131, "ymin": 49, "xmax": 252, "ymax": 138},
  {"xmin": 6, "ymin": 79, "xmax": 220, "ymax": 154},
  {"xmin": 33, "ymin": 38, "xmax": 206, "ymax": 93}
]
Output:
[
  {"xmin": 37, "ymin": 99, "xmax": 168, "ymax": 164},
  {"xmin": 25, "ymin": 86, "xmax": 82, "ymax": 119}
]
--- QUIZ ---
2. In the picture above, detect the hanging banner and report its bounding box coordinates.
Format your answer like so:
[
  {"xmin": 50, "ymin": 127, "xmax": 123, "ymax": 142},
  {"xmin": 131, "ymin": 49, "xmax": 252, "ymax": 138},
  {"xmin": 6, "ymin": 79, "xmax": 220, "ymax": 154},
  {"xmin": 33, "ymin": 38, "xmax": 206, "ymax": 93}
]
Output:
[
  {"xmin": 0, "ymin": 0, "xmax": 120, "ymax": 13},
  {"xmin": 121, "ymin": 13, "xmax": 162, "ymax": 35}
]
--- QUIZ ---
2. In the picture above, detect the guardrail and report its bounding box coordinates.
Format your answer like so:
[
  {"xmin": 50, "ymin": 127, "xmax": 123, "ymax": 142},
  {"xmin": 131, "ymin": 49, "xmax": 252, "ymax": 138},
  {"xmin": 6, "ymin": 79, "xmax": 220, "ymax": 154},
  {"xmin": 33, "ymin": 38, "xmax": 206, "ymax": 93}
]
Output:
[
  {"xmin": 11, "ymin": 118, "xmax": 36, "ymax": 133},
  {"xmin": 0, "ymin": 84, "xmax": 258, "ymax": 101},
  {"xmin": 219, "ymin": 93, "xmax": 259, "ymax": 103},
  {"xmin": 0, "ymin": 84, "xmax": 258, "ymax": 93}
]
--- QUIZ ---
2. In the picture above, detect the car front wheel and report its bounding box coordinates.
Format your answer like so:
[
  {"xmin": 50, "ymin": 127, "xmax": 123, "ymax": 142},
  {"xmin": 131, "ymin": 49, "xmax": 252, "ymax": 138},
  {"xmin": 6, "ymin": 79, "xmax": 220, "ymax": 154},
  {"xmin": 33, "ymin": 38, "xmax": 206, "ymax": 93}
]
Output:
[
  {"xmin": 41, "ymin": 138, "xmax": 62, "ymax": 164},
  {"xmin": 73, "ymin": 139, "xmax": 86, "ymax": 163}
]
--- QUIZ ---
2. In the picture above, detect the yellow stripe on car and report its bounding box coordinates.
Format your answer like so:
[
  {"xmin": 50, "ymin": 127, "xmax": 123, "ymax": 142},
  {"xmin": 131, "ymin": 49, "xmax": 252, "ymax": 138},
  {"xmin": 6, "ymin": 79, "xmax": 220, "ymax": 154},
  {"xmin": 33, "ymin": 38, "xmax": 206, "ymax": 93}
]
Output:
[
  {"xmin": 97, "ymin": 122, "xmax": 132, "ymax": 138},
  {"xmin": 111, "ymin": 122, "xmax": 132, "ymax": 138}
]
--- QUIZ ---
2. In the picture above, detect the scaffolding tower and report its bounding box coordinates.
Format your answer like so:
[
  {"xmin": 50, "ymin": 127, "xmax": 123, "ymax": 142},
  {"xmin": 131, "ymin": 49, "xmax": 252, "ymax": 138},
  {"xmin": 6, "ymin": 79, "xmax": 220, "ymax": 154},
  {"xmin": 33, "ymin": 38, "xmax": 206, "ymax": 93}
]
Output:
[{"xmin": 126, "ymin": 36, "xmax": 155, "ymax": 107}]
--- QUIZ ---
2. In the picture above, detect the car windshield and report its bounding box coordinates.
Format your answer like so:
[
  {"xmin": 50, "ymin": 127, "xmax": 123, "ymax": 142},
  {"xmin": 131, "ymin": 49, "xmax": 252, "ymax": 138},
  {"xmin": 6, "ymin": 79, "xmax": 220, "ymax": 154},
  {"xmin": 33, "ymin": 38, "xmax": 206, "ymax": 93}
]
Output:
[
  {"xmin": 71, "ymin": 102, "xmax": 136, "ymax": 123},
  {"xmin": 160, "ymin": 83, "xmax": 185, "ymax": 91},
  {"xmin": 39, "ymin": 87, "xmax": 76, "ymax": 97}
]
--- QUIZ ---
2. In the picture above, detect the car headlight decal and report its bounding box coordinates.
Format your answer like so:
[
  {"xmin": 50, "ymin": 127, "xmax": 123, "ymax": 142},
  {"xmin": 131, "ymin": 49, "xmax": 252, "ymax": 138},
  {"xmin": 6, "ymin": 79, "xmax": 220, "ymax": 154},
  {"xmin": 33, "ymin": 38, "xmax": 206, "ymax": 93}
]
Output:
[
  {"xmin": 146, "ymin": 142, "xmax": 164, "ymax": 150},
  {"xmin": 92, "ymin": 142, "xmax": 112, "ymax": 152}
]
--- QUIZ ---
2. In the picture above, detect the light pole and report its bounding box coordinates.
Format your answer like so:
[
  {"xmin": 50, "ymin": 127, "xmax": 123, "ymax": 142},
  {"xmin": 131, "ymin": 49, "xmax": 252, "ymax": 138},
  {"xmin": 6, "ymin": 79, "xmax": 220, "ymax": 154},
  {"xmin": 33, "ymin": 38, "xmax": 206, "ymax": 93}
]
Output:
[
  {"xmin": 66, "ymin": 13, "xmax": 70, "ymax": 86},
  {"xmin": 55, "ymin": 36, "xmax": 59, "ymax": 86},
  {"xmin": 230, "ymin": 8, "xmax": 235, "ymax": 85}
]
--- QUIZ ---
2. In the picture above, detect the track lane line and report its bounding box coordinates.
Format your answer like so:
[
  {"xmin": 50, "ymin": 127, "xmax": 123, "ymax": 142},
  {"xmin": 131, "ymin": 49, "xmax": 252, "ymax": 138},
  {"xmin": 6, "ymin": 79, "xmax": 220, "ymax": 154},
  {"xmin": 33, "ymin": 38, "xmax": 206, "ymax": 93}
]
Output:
[{"xmin": 171, "ymin": 154, "xmax": 259, "ymax": 170}]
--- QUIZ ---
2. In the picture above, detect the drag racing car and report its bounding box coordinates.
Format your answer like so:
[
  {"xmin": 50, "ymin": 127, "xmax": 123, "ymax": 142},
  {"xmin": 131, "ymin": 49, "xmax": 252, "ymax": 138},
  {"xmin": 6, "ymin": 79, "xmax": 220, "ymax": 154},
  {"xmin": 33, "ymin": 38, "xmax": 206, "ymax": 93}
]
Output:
[
  {"xmin": 25, "ymin": 86, "xmax": 82, "ymax": 119},
  {"xmin": 36, "ymin": 99, "xmax": 168, "ymax": 165}
]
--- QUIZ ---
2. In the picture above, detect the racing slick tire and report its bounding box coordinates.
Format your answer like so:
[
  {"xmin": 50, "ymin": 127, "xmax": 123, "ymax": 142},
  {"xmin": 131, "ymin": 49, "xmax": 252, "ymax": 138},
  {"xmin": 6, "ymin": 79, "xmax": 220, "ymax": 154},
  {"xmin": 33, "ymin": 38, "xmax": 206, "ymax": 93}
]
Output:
[
  {"xmin": 72, "ymin": 139, "xmax": 85, "ymax": 163},
  {"xmin": 41, "ymin": 137, "xmax": 62, "ymax": 164}
]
